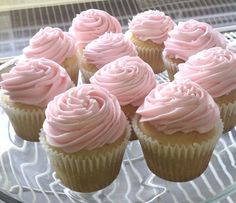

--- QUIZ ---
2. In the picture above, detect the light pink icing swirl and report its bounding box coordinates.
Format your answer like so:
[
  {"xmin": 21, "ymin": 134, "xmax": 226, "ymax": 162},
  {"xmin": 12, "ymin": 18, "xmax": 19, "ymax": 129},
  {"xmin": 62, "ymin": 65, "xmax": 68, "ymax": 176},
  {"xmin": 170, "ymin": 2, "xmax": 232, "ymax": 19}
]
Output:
[
  {"xmin": 163, "ymin": 19, "xmax": 227, "ymax": 61},
  {"xmin": 90, "ymin": 56, "xmax": 156, "ymax": 106},
  {"xmin": 137, "ymin": 80, "xmax": 220, "ymax": 134},
  {"xmin": 43, "ymin": 84, "xmax": 128, "ymax": 153},
  {"xmin": 69, "ymin": 9, "xmax": 122, "ymax": 49},
  {"xmin": 128, "ymin": 10, "xmax": 175, "ymax": 44},
  {"xmin": 23, "ymin": 27, "xmax": 76, "ymax": 64},
  {"xmin": 84, "ymin": 32, "xmax": 138, "ymax": 69},
  {"xmin": 175, "ymin": 47, "xmax": 236, "ymax": 98},
  {"xmin": 0, "ymin": 58, "xmax": 73, "ymax": 107}
]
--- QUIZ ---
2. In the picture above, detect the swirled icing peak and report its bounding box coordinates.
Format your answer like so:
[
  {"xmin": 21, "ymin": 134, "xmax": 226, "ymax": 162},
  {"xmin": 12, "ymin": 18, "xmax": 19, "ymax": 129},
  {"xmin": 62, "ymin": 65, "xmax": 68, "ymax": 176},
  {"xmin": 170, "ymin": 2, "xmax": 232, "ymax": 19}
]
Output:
[
  {"xmin": 69, "ymin": 9, "xmax": 122, "ymax": 49},
  {"xmin": 0, "ymin": 58, "xmax": 73, "ymax": 107},
  {"xmin": 23, "ymin": 27, "xmax": 76, "ymax": 64},
  {"xmin": 137, "ymin": 80, "xmax": 220, "ymax": 134},
  {"xmin": 84, "ymin": 32, "xmax": 138, "ymax": 69},
  {"xmin": 175, "ymin": 47, "xmax": 236, "ymax": 98},
  {"xmin": 43, "ymin": 84, "xmax": 128, "ymax": 153},
  {"xmin": 90, "ymin": 56, "xmax": 156, "ymax": 106},
  {"xmin": 163, "ymin": 19, "xmax": 227, "ymax": 61},
  {"xmin": 128, "ymin": 10, "xmax": 175, "ymax": 44}
]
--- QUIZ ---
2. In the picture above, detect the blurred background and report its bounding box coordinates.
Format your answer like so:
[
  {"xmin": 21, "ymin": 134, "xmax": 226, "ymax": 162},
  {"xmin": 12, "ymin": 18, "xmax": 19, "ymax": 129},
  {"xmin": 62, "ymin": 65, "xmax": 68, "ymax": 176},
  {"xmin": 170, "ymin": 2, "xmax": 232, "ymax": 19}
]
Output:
[{"xmin": 0, "ymin": 0, "xmax": 236, "ymax": 60}]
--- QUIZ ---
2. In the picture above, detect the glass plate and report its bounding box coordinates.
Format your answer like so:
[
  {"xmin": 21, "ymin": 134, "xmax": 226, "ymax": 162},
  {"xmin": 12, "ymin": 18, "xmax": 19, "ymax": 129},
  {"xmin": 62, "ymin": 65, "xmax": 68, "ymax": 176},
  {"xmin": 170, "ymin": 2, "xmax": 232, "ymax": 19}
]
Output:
[
  {"xmin": 1, "ymin": 114, "xmax": 236, "ymax": 203},
  {"xmin": 1, "ymin": 32, "xmax": 236, "ymax": 203}
]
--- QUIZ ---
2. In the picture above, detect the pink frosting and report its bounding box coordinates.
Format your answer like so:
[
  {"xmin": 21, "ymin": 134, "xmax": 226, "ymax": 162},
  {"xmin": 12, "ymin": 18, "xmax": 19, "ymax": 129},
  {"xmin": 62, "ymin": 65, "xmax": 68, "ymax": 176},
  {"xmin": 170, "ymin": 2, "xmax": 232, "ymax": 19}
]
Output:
[
  {"xmin": 175, "ymin": 47, "xmax": 236, "ymax": 98},
  {"xmin": 69, "ymin": 9, "xmax": 122, "ymax": 49},
  {"xmin": 163, "ymin": 19, "xmax": 227, "ymax": 61},
  {"xmin": 137, "ymin": 80, "xmax": 220, "ymax": 134},
  {"xmin": 23, "ymin": 27, "xmax": 76, "ymax": 64},
  {"xmin": 90, "ymin": 56, "xmax": 156, "ymax": 106},
  {"xmin": 0, "ymin": 58, "xmax": 73, "ymax": 107},
  {"xmin": 43, "ymin": 84, "xmax": 128, "ymax": 153},
  {"xmin": 84, "ymin": 32, "xmax": 138, "ymax": 69},
  {"xmin": 129, "ymin": 10, "xmax": 175, "ymax": 44}
]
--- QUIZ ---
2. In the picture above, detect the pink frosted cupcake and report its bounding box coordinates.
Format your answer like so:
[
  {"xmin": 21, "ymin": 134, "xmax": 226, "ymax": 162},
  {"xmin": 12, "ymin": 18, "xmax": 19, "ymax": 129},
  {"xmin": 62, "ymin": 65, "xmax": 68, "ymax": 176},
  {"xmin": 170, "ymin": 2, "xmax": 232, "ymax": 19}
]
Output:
[
  {"xmin": 0, "ymin": 58, "xmax": 73, "ymax": 141},
  {"xmin": 23, "ymin": 27, "xmax": 79, "ymax": 84},
  {"xmin": 133, "ymin": 80, "xmax": 223, "ymax": 182},
  {"xmin": 69, "ymin": 9, "xmax": 122, "ymax": 50},
  {"xmin": 40, "ymin": 84, "xmax": 130, "ymax": 192},
  {"xmin": 128, "ymin": 10, "xmax": 175, "ymax": 74},
  {"xmin": 80, "ymin": 32, "xmax": 137, "ymax": 83},
  {"xmin": 175, "ymin": 47, "xmax": 236, "ymax": 132},
  {"xmin": 163, "ymin": 19, "xmax": 226, "ymax": 80},
  {"xmin": 90, "ymin": 56, "xmax": 156, "ymax": 140}
]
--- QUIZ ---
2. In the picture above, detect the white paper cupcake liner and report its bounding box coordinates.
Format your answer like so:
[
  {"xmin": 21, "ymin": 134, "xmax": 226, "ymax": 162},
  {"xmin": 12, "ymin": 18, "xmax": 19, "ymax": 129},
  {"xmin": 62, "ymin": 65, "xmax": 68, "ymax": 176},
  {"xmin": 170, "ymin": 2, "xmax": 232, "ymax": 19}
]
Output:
[
  {"xmin": 121, "ymin": 106, "xmax": 137, "ymax": 141},
  {"xmin": 135, "ymin": 44, "xmax": 165, "ymax": 74},
  {"xmin": 162, "ymin": 53, "xmax": 179, "ymax": 81},
  {"xmin": 218, "ymin": 100, "xmax": 236, "ymax": 133},
  {"xmin": 127, "ymin": 116, "xmax": 137, "ymax": 141},
  {"xmin": 0, "ymin": 92, "xmax": 45, "ymax": 142},
  {"xmin": 62, "ymin": 60, "xmax": 79, "ymax": 85},
  {"xmin": 80, "ymin": 68, "xmax": 95, "ymax": 84},
  {"xmin": 40, "ymin": 124, "xmax": 131, "ymax": 192},
  {"xmin": 127, "ymin": 31, "xmax": 164, "ymax": 74},
  {"xmin": 132, "ymin": 115, "xmax": 223, "ymax": 182}
]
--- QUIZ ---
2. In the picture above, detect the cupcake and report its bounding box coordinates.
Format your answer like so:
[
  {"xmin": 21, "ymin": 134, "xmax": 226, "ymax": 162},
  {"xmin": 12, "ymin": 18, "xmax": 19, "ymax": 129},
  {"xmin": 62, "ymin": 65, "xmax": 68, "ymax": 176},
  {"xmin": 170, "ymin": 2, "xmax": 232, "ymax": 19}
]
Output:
[
  {"xmin": 23, "ymin": 27, "xmax": 79, "ymax": 84},
  {"xmin": 90, "ymin": 56, "xmax": 156, "ymax": 140},
  {"xmin": 128, "ymin": 10, "xmax": 175, "ymax": 74},
  {"xmin": 40, "ymin": 84, "xmax": 130, "ymax": 192},
  {"xmin": 80, "ymin": 32, "xmax": 137, "ymax": 83},
  {"xmin": 0, "ymin": 58, "xmax": 73, "ymax": 141},
  {"xmin": 163, "ymin": 19, "xmax": 227, "ymax": 80},
  {"xmin": 69, "ymin": 9, "xmax": 122, "ymax": 50},
  {"xmin": 133, "ymin": 80, "xmax": 223, "ymax": 182},
  {"xmin": 175, "ymin": 47, "xmax": 236, "ymax": 132}
]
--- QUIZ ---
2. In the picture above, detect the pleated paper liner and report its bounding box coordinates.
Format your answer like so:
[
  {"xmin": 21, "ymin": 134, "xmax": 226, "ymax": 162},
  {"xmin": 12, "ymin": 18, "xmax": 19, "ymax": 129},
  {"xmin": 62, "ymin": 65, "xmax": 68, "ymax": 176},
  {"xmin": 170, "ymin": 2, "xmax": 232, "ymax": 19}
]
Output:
[
  {"xmin": 162, "ymin": 53, "xmax": 185, "ymax": 81},
  {"xmin": 121, "ymin": 104, "xmax": 139, "ymax": 141},
  {"xmin": 40, "ymin": 124, "xmax": 131, "ymax": 192},
  {"xmin": 132, "ymin": 115, "xmax": 223, "ymax": 182},
  {"xmin": 129, "ymin": 33, "xmax": 165, "ymax": 74},
  {"xmin": 0, "ymin": 90, "xmax": 45, "ymax": 142},
  {"xmin": 218, "ymin": 100, "xmax": 236, "ymax": 133},
  {"xmin": 61, "ymin": 54, "xmax": 80, "ymax": 85}
]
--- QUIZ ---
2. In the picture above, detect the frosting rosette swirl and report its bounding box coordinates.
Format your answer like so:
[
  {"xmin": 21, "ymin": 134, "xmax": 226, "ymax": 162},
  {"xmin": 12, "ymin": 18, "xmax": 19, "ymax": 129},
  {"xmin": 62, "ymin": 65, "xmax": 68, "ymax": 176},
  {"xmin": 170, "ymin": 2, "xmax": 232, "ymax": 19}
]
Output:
[
  {"xmin": 0, "ymin": 58, "xmax": 73, "ymax": 107},
  {"xmin": 128, "ymin": 10, "xmax": 175, "ymax": 44},
  {"xmin": 69, "ymin": 9, "xmax": 122, "ymax": 49},
  {"xmin": 23, "ymin": 27, "xmax": 76, "ymax": 64},
  {"xmin": 84, "ymin": 32, "xmax": 138, "ymax": 69},
  {"xmin": 137, "ymin": 80, "xmax": 220, "ymax": 134},
  {"xmin": 90, "ymin": 56, "xmax": 156, "ymax": 106},
  {"xmin": 163, "ymin": 19, "xmax": 226, "ymax": 61},
  {"xmin": 43, "ymin": 84, "xmax": 128, "ymax": 153},
  {"xmin": 175, "ymin": 47, "xmax": 236, "ymax": 98}
]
